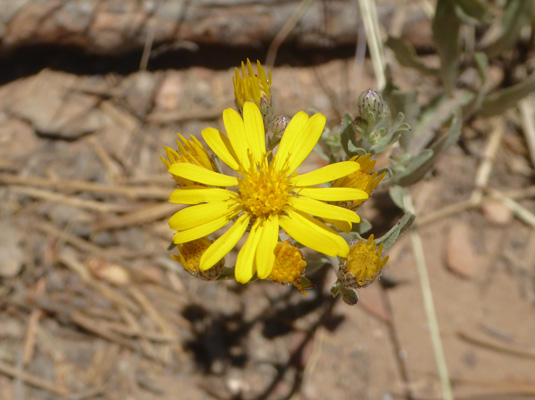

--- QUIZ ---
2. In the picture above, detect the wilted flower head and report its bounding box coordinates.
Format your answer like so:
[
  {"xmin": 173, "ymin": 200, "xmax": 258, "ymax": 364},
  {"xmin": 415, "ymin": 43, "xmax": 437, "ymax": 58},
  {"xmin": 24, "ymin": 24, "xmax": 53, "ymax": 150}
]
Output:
[
  {"xmin": 334, "ymin": 153, "xmax": 386, "ymax": 208},
  {"xmin": 172, "ymin": 237, "xmax": 223, "ymax": 280},
  {"xmin": 338, "ymin": 234, "xmax": 388, "ymax": 288},
  {"xmin": 268, "ymin": 241, "xmax": 307, "ymax": 294}
]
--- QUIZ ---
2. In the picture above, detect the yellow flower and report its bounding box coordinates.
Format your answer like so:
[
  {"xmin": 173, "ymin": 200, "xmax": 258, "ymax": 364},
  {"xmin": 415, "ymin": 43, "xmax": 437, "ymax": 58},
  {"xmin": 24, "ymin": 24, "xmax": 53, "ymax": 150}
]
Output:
[
  {"xmin": 172, "ymin": 237, "xmax": 223, "ymax": 280},
  {"xmin": 233, "ymin": 59, "xmax": 272, "ymax": 110},
  {"xmin": 167, "ymin": 102, "xmax": 368, "ymax": 283},
  {"xmin": 268, "ymin": 241, "xmax": 307, "ymax": 294},
  {"xmin": 338, "ymin": 234, "xmax": 388, "ymax": 288},
  {"xmin": 333, "ymin": 153, "xmax": 385, "ymax": 208},
  {"xmin": 162, "ymin": 134, "xmax": 215, "ymax": 187}
]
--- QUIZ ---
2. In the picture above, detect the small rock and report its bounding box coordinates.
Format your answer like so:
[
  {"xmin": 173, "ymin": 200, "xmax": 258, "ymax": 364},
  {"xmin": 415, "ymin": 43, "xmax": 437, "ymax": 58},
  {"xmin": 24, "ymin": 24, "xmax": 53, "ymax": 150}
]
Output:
[
  {"xmin": 481, "ymin": 200, "xmax": 513, "ymax": 225},
  {"xmin": 118, "ymin": 71, "xmax": 159, "ymax": 117},
  {"xmin": 4, "ymin": 70, "xmax": 112, "ymax": 139},
  {"xmin": 86, "ymin": 257, "xmax": 131, "ymax": 286},
  {"xmin": 154, "ymin": 71, "xmax": 184, "ymax": 112},
  {"xmin": 446, "ymin": 222, "xmax": 479, "ymax": 278}
]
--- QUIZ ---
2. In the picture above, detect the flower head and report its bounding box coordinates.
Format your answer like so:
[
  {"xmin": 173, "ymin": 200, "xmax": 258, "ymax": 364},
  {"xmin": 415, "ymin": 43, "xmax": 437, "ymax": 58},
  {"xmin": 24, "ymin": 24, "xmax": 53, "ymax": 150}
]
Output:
[
  {"xmin": 162, "ymin": 134, "xmax": 215, "ymax": 186},
  {"xmin": 268, "ymin": 241, "xmax": 307, "ymax": 294},
  {"xmin": 333, "ymin": 153, "xmax": 385, "ymax": 208},
  {"xmin": 233, "ymin": 59, "xmax": 272, "ymax": 114},
  {"xmin": 172, "ymin": 237, "xmax": 223, "ymax": 280},
  {"xmin": 167, "ymin": 102, "xmax": 368, "ymax": 283},
  {"xmin": 338, "ymin": 234, "xmax": 388, "ymax": 288}
]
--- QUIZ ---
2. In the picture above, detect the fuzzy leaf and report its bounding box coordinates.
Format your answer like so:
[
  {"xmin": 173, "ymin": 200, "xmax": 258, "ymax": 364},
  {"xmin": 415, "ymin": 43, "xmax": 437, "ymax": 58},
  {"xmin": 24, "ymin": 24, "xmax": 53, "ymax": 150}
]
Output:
[
  {"xmin": 396, "ymin": 108, "xmax": 462, "ymax": 186},
  {"xmin": 376, "ymin": 212, "xmax": 415, "ymax": 251},
  {"xmin": 388, "ymin": 185, "xmax": 406, "ymax": 210},
  {"xmin": 386, "ymin": 92, "xmax": 419, "ymax": 150},
  {"xmin": 454, "ymin": 0, "xmax": 489, "ymax": 24},
  {"xmin": 484, "ymin": 0, "xmax": 534, "ymax": 58},
  {"xmin": 393, "ymin": 149, "xmax": 434, "ymax": 186},
  {"xmin": 352, "ymin": 218, "xmax": 372, "ymax": 234},
  {"xmin": 433, "ymin": 0, "xmax": 461, "ymax": 96},
  {"xmin": 474, "ymin": 52, "xmax": 488, "ymax": 83},
  {"xmin": 480, "ymin": 73, "xmax": 535, "ymax": 117},
  {"xmin": 340, "ymin": 113, "xmax": 358, "ymax": 158},
  {"xmin": 386, "ymin": 37, "xmax": 438, "ymax": 75}
]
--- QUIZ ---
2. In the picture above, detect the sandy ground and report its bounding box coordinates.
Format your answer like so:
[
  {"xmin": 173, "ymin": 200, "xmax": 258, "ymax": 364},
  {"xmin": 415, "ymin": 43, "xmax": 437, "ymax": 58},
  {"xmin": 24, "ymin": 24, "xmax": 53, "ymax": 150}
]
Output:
[{"xmin": 1, "ymin": 11, "xmax": 535, "ymax": 400}]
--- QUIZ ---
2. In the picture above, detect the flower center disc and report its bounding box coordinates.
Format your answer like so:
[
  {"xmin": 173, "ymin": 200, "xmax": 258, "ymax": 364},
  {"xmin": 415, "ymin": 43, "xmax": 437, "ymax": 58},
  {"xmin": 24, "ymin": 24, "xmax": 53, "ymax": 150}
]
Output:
[{"xmin": 238, "ymin": 164, "xmax": 291, "ymax": 218}]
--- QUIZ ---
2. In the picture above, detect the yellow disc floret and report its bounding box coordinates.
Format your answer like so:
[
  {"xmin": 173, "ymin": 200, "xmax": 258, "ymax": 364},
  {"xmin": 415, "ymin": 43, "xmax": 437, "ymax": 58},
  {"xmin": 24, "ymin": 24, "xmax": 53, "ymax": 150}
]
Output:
[
  {"xmin": 237, "ymin": 159, "xmax": 292, "ymax": 218},
  {"xmin": 338, "ymin": 234, "xmax": 388, "ymax": 288},
  {"xmin": 268, "ymin": 241, "xmax": 307, "ymax": 294},
  {"xmin": 172, "ymin": 237, "xmax": 223, "ymax": 280}
]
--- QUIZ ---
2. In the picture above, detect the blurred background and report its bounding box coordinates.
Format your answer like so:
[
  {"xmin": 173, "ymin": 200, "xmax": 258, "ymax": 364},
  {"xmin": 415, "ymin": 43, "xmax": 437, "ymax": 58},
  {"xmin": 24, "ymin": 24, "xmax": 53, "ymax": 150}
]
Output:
[{"xmin": 0, "ymin": 0, "xmax": 534, "ymax": 399}]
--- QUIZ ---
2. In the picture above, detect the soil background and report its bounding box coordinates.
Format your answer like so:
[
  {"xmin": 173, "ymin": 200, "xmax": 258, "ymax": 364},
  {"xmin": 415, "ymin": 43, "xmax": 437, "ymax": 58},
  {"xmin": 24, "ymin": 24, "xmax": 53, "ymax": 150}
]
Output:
[{"xmin": 0, "ymin": 1, "xmax": 534, "ymax": 400}]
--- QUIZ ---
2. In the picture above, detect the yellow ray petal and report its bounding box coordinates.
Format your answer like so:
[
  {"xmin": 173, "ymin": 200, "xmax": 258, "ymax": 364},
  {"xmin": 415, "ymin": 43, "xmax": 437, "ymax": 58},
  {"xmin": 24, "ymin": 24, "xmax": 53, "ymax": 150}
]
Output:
[
  {"xmin": 169, "ymin": 187, "xmax": 236, "ymax": 204},
  {"xmin": 168, "ymin": 163, "xmax": 238, "ymax": 187},
  {"xmin": 272, "ymin": 111, "xmax": 308, "ymax": 171},
  {"xmin": 202, "ymin": 127, "xmax": 240, "ymax": 171},
  {"xmin": 279, "ymin": 209, "xmax": 349, "ymax": 257},
  {"xmin": 243, "ymin": 102, "xmax": 266, "ymax": 165},
  {"xmin": 291, "ymin": 161, "xmax": 360, "ymax": 187},
  {"xmin": 297, "ymin": 187, "xmax": 368, "ymax": 202},
  {"xmin": 324, "ymin": 218, "xmax": 352, "ymax": 233},
  {"xmin": 173, "ymin": 214, "xmax": 231, "ymax": 244},
  {"xmin": 169, "ymin": 200, "xmax": 237, "ymax": 231},
  {"xmin": 235, "ymin": 219, "xmax": 263, "ymax": 283},
  {"xmin": 289, "ymin": 196, "xmax": 360, "ymax": 223},
  {"xmin": 254, "ymin": 215, "xmax": 279, "ymax": 279},
  {"xmin": 274, "ymin": 113, "xmax": 326, "ymax": 174},
  {"xmin": 200, "ymin": 214, "xmax": 250, "ymax": 271},
  {"xmin": 223, "ymin": 108, "xmax": 250, "ymax": 169}
]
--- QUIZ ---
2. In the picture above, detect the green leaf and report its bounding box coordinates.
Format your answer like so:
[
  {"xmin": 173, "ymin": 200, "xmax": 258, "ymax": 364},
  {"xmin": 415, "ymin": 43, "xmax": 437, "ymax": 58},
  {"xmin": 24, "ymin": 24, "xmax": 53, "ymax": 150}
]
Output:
[
  {"xmin": 388, "ymin": 185, "xmax": 406, "ymax": 210},
  {"xmin": 395, "ymin": 108, "xmax": 462, "ymax": 186},
  {"xmin": 386, "ymin": 92, "xmax": 419, "ymax": 151},
  {"xmin": 454, "ymin": 0, "xmax": 489, "ymax": 25},
  {"xmin": 340, "ymin": 286, "xmax": 359, "ymax": 306},
  {"xmin": 369, "ymin": 112, "xmax": 411, "ymax": 154},
  {"xmin": 483, "ymin": 0, "xmax": 534, "ymax": 58},
  {"xmin": 376, "ymin": 212, "xmax": 415, "ymax": 251},
  {"xmin": 299, "ymin": 276, "xmax": 315, "ymax": 291},
  {"xmin": 433, "ymin": 0, "xmax": 461, "ymax": 96},
  {"xmin": 480, "ymin": 73, "xmax": 535, "ymax": 117},
  {"xmin": 394, "ymin": 149, "xmax": 434, "ymax": 186},
  {"xmin": 474, "ymin": 52, "xmax": 488, "ymax": 83},
  {"xmin": 340, "ymin": 113, "xmax": 358, "ymax": 158},
  {"xmin": 386, "ymin": 37, "xmax": 438, "ymax": 75},
  {"xmin": 352, "ymin": 218, "xmax": 372, "ymax": 234}
]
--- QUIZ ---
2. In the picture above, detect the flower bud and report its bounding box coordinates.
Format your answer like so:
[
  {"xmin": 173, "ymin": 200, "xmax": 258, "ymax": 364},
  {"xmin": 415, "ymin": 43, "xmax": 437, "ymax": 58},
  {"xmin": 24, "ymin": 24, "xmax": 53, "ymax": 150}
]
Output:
[
  {"xmin": 270, "ymin": 115, "xmax": 290, "ymax": 141},
  {"xmin": 357, "ymin": 89, "xmax": 389, "ymax": 123}
]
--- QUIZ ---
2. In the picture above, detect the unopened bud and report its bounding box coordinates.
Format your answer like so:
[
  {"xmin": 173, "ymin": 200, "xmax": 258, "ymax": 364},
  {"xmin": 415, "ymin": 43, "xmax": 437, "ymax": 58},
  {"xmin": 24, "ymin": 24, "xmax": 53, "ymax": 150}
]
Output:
[
  {"xmin": 270, "ymin": 115, "xmax": 290, "ymax": 140},
  {"xmin": 357, "ymin": 89, "xmax": 389, "ymax": 123}
]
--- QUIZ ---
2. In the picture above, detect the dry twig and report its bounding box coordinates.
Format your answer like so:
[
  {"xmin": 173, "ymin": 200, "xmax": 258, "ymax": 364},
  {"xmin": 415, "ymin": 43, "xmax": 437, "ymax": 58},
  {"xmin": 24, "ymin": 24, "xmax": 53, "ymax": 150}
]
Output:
[
  {"xmin": 0, "ymin": 360, "xmax": 69, "ymax": 396},
  {"xmin": 0, "ymin": 173, "xmax": 170, "ymax": 200}
]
